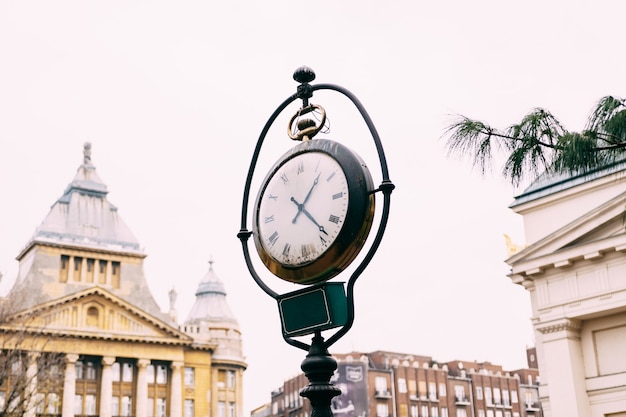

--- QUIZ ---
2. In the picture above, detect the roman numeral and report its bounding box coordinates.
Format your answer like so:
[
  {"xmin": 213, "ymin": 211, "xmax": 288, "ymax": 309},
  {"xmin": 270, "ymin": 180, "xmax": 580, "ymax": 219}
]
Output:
[
  {"xmin": 282, "ymin": 243, "xmax": 291, "ymax": 256},
  {"xmin": 280, "ymin": 173, "xmax": 289, "ymax": 184},
  {"xmin": 326, "ymin": 171, "xmax": 336, "ymax": 182},
  {"xmin": 329, "ymin": 215, "xmax": 340, "ymax": 224},
  {"xmin": 301, "ymin": 244, "xmax": 314, "ymax": 258},
  {"xmin": 319, "ymin": 235, "xmax": 327, "ymax": 246},
  {"xmin": 264, "ymin": 215, "xmax": 274, "ymax": 224},
  {"xmin": 332, "ymin": 192, "xmax": 344, "ymax": 200},
  {"xmin": 268, "ymin": 231, "xmax": 279, "ymax": 246},
  {"xmin": 297, "ymin": 160, "xmax": 304, "ymax": 174},
  {"xmin": 268, "ymin": 194, "xmax": 278, "ymax": 201}
]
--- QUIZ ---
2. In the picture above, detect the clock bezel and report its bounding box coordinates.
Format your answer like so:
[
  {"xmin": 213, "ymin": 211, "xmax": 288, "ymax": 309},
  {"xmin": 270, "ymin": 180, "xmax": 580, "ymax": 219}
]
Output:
[{"xmin": 253, "ymin": 138, "xmax": 375, "ymax": 284}]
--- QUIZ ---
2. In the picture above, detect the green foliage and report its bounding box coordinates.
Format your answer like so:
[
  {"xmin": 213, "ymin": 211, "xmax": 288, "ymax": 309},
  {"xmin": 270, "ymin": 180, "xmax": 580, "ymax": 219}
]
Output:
[{"xmin": 443, "ymin": 96, "xmax": 626, "ymax": 186}]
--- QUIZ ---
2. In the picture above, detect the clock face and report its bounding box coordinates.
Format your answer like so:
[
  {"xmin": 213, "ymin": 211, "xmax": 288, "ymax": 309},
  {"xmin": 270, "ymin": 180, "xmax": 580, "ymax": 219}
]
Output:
[
  {"xmin": 253, "ymin": 139, "xmax": 375, "ymax": 284},
  {"xmin": 256, "ymin": 151, "xmax": 349, "ymax": 267}
]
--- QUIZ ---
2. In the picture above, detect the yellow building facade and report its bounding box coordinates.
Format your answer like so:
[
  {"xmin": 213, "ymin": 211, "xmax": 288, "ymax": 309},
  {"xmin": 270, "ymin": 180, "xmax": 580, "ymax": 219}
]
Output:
[{"xmin": 0, "ymin": 143, "xmax": 246, "ymax": 417}]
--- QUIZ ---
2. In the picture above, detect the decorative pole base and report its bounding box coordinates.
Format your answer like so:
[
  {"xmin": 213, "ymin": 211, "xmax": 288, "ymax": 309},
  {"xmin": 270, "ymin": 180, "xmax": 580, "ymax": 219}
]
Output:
[{"xmin": 300, "ymin": 332, "xmax": 341, "ymax": 417}]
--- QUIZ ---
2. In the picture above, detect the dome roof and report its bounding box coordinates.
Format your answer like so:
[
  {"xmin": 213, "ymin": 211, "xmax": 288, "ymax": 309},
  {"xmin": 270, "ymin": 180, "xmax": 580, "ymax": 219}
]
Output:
[{"xmin": 185, "ymin": 261, "xmax": 238, "ymax": 326}]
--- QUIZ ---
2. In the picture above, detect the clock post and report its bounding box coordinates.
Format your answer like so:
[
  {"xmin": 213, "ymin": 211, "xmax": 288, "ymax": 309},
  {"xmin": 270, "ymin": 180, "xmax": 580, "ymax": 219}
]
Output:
[{"xmin": 238, "ymin": 66, "xmax": 394, "ymax": 417}]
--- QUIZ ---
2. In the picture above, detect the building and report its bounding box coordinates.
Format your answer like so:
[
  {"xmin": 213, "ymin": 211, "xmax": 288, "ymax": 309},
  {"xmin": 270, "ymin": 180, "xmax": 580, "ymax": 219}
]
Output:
[
  {"xmin": 506, "ymin": 160, "xmax": 626, "ymax": 417},
  {"xmin": 0, "ymin": 143, "xmax": 246, "ymax": 417},
  {"xmin": 260, "ymin": 350, "xmax": 540, "ymax": 417}
]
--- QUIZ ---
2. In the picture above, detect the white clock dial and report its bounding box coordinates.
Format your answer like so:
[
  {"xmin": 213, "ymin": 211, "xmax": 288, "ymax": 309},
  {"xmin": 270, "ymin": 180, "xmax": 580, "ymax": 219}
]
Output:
[{"xmin": 257, "ymin": 151, "xmax": 349, "ymax": 267}]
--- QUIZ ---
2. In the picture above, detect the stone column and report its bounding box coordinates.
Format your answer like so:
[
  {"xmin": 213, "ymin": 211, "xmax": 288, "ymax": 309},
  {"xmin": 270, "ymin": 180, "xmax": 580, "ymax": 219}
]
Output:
[
  {"xmin": 99, "ymin": 356, "xmax": 116, "ymax": 417},
  {"xmin": 135, "ymin": 359, "xmax": 151, "ymax": 417},
  {"xmin": 62, "ymin": 353, "xmax": 80, "ymax": 417},
  {"xmin": 537, "ymin": 318, "xmax": 591, "ymax": 417},
  {"xmin": 24, "ymin": 353, "xmax": 39, "ymax": 417},
  {"xmin": 170, "ymin": 361, "xmax": 183, "ymax": 417}
]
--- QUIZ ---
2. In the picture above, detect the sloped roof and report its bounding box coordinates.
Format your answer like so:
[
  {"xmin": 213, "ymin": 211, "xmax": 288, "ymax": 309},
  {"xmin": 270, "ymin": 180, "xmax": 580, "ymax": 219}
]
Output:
[
  {"xmin": 184, "ymin": 261, "xmax": 239, "ymax": 326},
  {"xmin": 18, "ymin": 142, "xmax": 142, "ymax": 259},
  {"xmin": 510, "ymin": 159, "xmax": 626, "ymax": 208}
]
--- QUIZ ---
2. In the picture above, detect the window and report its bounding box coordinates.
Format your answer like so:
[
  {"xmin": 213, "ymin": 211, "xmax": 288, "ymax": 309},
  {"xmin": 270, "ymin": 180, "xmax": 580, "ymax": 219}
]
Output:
[
  {"xmin": 438, "ymin": 383, "xmax": 446, "ymax": 397},
  {"xmin": 76, "ymin": 361, "xmax": 84, "ymax": 380},
  {"xmin": 475, "ymin": 386, "xmax": 483, "ymax": 400},
  {"xmin": 228, "ymin": 401, "xmax": 236, "ymax": 417},
  {"xmin": 421, "ymin": 405, "xmax": 428, "ymax": 417},
  {"xmin": 156, "ymin": 364, "xmax": 167, "ymax": 384},
  {"xmin": 477, "ymin": 411, "xmax": 485, "ymax": 417},
  {"xmin": 455, "ymin": 409, "xmax": 467, "ymax": 417},
  {"xmin": 410, "ymin": 405, "xmax": 418, "ymax": 417},
  {"xmin": 375, "ymin": 376, "xmax": 388, "ymax": 394},
  {"xmin": 156, "ymin": 398, "xmax": 166, "ymax": 417},
  {"xmin": 398, "ymin": 378, "xmax": 407, "ymax": 393},
  {"xmin": 431, "ymin": 406, "xmax": 438, "ymax": 417},
  {"xmin": 87, "ymin": 307, "xmax": 99, "ymax": 327},
  {"xmin": 376, "ymin": 403, "xmax": 389, "ymax": 417},
  {"xmin": 74, "ymin": 394, "xmax": 83, "ymax": 415},
  {"xmin": 86, "ymin": 361, "xmax": 97, "ymax": 379},
  {"xmin": 121, "ymin": 396, "xmax": 132, "ymax": 417},
  {"xmin": 484, "ymin": 387, "xmax": 492, "ymax": 406},
  {"xmin": 441, "ymin": 408, "xmax": 448, "ymax": 417},
  {"xmin": 47, "ymin": 393, "xmax": 59, "ymax": 414},
  {"xmin": 510, "ymin": 390, "xmax": 518, "ymax": 404},
  {"xmin": 112, "ymin": 363, "xmax": 120, "ymax": 382},
  {"xmin": 147, "ymin": 364, "xmax": 155, "ymax": 382},
  {"xmin": 184, "ymin": 400, "xmax": 194, "ymax": 417},
  {"xmin": 486, "ymin": 410, "xmax": 494, "ymax": 417},
  {"xmin": 99, "ymin": 260, "xmax": 107, "ymax": 284},
  {"xmin": 122, "ymin": 363, "xmax": 133, "ymax": 382},
  {"xmin": 86, "ymin": 394, "xmax": 97, "ymax": 415},
  {"xmin": 111, "ymin": 261, "xmax": 121, "ymax": 288},
  {"xmin": 227, "ymin": 370, "xmax": 236, "ymax": 388},
  {"xmin": 428, "ymin": 382, "xmax": 437, "ymax": 400},
  {"xmin": 454, "ymin": 385, "xmax": 465, "ymax": 401},
  {"xmin": 86, "ymin": 259, "xmax": 95, "ymax": 282},
  {"xmin": 60, "ymin": 255, "xmax": 70, "ymax": 282},
  {"xmin": 184, "ymin": 367, "xmax": 195, "ymax": 386},
  {"xmin": 112, "ymin": 396, "xmax": 119, "ymax": 417},
  {"xmin": 493, "ymin": 388, "xmax": 501, "ymax": 405},
  {"xmin": 502, "ymin": 390, "xmax": 510, "ymax": 407},
  {"xmin": 218, "ymin": 401, "xmax": 226, "ymax": 417}
]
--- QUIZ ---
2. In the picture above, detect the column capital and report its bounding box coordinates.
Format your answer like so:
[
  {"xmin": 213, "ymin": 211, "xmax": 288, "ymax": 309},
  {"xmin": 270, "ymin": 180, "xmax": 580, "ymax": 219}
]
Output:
[
  {"xmin": 171, "ymin": 361, "xmax": 184, "ymax": 370},
  {"xmin": 66, "ymin": 353, "xmax": 80, "ymax": 364},
  {"xmin": 102, "ymin": 356, "xmax": 116, "ymax": 366},
  {"xmin": 137, "ymin": 358, "xmax": 151, "ymax": 368}
]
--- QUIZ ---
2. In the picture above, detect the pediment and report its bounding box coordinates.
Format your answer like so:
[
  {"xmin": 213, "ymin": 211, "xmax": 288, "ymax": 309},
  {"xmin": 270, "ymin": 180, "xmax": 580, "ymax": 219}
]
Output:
[
  {"xmin": 4, "ymin": 287, "xmax": 191, "ymax": 345},
  {"xmin": 507, "ymin": 191, "xmax": 626, "ymax": 277}
]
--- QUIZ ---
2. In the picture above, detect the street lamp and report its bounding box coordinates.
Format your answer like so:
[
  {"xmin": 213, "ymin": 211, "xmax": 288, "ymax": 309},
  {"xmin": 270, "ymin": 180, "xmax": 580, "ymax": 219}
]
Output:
[{"xmin": 238, "ymin": 66, "xmax": 394, "ymax": 417}]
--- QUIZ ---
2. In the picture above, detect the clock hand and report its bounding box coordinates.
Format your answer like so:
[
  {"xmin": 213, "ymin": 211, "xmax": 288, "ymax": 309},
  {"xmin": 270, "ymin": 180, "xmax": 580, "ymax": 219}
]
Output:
[
  {"xmin": 291, "ymin": 173, "xmax": 321, "ymax": 223},
  {"xmin": 302, "ymin": 208, "xmax": 329, "ymax": 235},
  {"xmin": 290, "ymin": 197, "xmax": 328, "ymax": 235}
]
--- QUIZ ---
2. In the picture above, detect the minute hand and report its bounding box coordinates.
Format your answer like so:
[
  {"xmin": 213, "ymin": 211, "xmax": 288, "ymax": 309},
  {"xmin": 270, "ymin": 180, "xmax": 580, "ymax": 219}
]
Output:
[
  {"xmin": 292, "ymin": 173, "xmax": 321, "ymax": 223},
  {"xmin": 301, "ymin": 207, "xmax": 328, "ymax": 235}
]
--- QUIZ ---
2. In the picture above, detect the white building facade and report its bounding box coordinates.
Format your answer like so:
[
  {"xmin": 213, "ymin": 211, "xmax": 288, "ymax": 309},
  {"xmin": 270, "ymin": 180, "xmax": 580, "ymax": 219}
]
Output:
[{"xmin": 507, "ymin": 161, "xmax": 626, "ymax": 417}]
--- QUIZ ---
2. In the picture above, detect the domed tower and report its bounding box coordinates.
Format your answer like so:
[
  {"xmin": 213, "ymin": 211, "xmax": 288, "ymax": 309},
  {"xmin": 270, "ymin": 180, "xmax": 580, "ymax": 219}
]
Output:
[{"xmin": 182, "ymin": 261, "xmax": 246, "ymax": 417}]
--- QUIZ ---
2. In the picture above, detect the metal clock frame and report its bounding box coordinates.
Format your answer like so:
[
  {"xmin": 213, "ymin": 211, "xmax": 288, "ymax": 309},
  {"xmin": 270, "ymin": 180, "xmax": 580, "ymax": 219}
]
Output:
[{"xmin": 238, "ymin": 66, "xmax": 395, "ymax": 351}]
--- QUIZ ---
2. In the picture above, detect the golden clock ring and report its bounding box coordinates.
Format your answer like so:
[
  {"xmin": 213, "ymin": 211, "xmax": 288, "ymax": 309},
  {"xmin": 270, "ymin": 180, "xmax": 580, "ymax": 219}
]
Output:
[{"xmin": 287, "ymin": 104, "xmax": 326, "ymax": 141}]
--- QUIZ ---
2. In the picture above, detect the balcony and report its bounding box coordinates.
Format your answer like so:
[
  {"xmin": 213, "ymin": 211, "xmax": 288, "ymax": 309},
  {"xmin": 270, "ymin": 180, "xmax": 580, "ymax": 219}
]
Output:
[
  {"xmin": 375, "ymin": 390, "xmax": 392, "ymax": 399},
  {"xmin": 455, "ymin": 396, "xmax": 470, "ymax": 405},
  {"xmin": 526, "ymin": 402, "xmax": 541, "ymax": 412}
]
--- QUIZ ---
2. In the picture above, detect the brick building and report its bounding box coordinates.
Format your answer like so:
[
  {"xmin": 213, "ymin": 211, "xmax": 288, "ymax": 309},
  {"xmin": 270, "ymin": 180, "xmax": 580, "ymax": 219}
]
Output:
[{"xmin": 259, "ymin": 350, "xmax": 540, "ymax": 417}]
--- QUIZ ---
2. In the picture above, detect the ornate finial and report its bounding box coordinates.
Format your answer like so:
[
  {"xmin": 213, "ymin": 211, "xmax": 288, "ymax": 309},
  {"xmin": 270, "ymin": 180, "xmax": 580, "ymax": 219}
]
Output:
[
  {"xmin": 294, "ymin": 66, "xmax": 315, "ymax": 107},
  {"xmin": 208, "ymin": 256, "xmax": 214, "ymax": 270},
  {"xmin": 83, "ymin": 142, "xmax": 92, "ymax": 165},
  {"xmin": 293, "ymin": 66, "xmax": 316, "ymax": 84}
]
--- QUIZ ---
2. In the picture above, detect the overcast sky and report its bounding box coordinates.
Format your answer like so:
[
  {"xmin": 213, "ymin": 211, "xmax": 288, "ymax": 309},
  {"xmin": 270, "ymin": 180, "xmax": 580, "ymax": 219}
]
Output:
[{"xmin": 1, "ymin": 1, "xmax": 625, "ymax": 415}]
